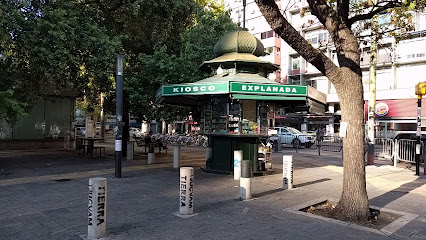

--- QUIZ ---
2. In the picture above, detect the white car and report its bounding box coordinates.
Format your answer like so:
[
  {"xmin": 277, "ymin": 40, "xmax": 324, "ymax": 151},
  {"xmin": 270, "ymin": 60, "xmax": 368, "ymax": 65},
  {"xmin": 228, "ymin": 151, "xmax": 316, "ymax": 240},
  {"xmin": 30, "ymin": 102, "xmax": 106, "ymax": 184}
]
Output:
[
  {"xmin": 268, "ymin": 126, "xmax": 315, "ymax": 148},
  {"xmin": 129, "ymin": 127, "xmax": 142, "ymax": 138}
]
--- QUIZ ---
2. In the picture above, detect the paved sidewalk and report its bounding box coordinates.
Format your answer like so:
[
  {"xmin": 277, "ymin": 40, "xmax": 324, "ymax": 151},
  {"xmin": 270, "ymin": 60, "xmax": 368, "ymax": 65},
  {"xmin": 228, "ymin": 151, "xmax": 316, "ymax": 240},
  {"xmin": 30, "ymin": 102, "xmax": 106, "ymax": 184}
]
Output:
[{"xmin": 0, "ymin": 145, "xmax": 426, "ymax": 240}]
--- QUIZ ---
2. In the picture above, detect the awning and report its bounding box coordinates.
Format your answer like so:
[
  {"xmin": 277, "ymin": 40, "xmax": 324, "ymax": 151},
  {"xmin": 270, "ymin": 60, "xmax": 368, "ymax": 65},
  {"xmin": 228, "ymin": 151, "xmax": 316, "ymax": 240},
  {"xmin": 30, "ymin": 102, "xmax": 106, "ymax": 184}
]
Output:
[{"xmin": 232, "ymin": 94, "xmax": 306, "ymax": 101}]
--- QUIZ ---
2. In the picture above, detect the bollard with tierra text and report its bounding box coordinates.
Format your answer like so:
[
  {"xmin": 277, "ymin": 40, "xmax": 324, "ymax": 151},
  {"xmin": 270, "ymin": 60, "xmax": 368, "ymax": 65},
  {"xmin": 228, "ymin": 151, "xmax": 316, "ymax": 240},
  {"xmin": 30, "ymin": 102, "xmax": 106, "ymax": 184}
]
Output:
[
  {"xmin": 240, "ymin": 160, "xmax": 251, "ymax": 200},
  {"xmin": 88, "ymin": 177, "xmax": 107, "ymax": 239},
  {"xmin": 179, "ymin": 167, "xmax": 194, "ymax": 215},
  {"xmin": 173, "ymin": 145, "xmax": 181, "ymax": 169},
  {"xmin": 283, "ymin": 155, "xmax": 293, "ymax": 190},
  {"xmin": 233, "ymin": 150, "xmax": 242, "ymax": 180}
]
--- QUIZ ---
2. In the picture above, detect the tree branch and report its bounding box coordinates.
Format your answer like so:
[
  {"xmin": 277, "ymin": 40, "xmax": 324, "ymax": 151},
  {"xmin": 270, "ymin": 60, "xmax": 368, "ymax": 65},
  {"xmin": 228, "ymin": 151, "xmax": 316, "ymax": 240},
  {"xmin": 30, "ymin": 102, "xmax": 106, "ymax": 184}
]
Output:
[
  {"xmin": 348, "ymin": 1, "xmax": 399, "ymax": 25},
  {"xmin": 337, "ymin": 0, "xmax": 350, "ymax": 27},
  {"xmin": 254, "ymin": 0, "xmax": 339, "ymax": 77}
]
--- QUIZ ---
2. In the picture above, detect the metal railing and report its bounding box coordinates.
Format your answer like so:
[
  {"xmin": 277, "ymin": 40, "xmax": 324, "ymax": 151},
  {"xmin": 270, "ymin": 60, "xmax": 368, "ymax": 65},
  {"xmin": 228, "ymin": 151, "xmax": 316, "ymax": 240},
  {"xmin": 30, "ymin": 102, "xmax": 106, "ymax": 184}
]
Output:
[
  {"xmin": 374, "ymin": 138, "xmax": 394, "ymax": 159},
  {"xmin": 395, "ymin": 139, "xmax": 417, "ymax": 163},
  {"xmin": 317, "ymin": 136, "xmax": 343, "ymax": 152}
]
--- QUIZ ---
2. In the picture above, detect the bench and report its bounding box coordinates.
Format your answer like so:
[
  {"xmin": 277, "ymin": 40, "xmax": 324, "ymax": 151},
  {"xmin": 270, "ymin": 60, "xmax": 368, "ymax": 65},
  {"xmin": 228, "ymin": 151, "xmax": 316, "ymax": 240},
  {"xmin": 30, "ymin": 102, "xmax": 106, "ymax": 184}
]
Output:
[
  {"xmin": 135, "ymin": 138, "xmax": 168, "ymax": 154},
  {"xmin": 93, "ymin": 146, "xmax": 106, "ymax": 159}
]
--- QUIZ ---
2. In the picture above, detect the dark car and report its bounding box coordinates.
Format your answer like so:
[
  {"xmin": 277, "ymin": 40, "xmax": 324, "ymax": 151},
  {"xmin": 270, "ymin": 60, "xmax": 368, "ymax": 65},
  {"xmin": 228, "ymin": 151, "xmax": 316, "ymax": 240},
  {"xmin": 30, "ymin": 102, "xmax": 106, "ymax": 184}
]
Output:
[{"xmin": 394, "ymin": 133, "xmax": 426, "ymax": 142}]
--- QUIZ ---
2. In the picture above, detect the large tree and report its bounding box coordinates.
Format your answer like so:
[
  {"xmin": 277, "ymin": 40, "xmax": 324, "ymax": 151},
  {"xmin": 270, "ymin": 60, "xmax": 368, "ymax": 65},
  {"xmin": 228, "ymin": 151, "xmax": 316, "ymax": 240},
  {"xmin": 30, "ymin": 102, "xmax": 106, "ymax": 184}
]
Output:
[
  {"xmin": 254, "ymin": 0, "xmax": 424, "ymax": 222},
  {"xmin": 0, "ymin": 0, "xmax": 122, "ymax": 122}
]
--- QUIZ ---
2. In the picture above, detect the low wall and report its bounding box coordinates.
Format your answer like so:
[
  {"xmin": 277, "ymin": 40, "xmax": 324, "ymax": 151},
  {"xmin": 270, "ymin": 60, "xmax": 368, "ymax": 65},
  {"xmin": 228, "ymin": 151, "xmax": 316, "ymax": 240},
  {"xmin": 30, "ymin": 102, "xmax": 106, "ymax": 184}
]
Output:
[{"xmin": 0, "ymin": 138, "xmax": 74, "ymax": 150}]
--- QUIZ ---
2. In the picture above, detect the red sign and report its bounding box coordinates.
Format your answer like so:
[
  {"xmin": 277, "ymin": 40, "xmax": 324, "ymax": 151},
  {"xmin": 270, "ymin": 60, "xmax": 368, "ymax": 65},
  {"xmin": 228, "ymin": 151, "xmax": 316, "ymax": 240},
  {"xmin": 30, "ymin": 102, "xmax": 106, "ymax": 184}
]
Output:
[{"xmin": 365, "ymin": 98, "xmax": 426, "ymax": 120}]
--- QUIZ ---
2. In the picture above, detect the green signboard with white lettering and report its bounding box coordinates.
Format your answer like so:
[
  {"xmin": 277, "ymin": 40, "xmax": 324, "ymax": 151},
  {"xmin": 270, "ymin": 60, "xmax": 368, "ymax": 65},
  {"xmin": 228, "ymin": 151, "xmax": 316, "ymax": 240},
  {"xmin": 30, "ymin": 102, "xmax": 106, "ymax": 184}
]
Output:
[
  {"xmin": 230, "ymin": 82, "xmax": 307, "ymax": 96},
  {"xmin": 162, "ymin": 83, "xmax": 229, "ymax": 96}
]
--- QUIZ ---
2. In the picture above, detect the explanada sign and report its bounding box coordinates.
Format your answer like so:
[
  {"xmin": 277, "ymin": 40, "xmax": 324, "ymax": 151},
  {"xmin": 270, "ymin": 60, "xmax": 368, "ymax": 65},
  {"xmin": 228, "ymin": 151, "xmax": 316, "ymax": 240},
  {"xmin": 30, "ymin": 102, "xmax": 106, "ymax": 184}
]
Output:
[{"xmin": 230, "ymin": 82, "xmax": 307, "ymax": 95}]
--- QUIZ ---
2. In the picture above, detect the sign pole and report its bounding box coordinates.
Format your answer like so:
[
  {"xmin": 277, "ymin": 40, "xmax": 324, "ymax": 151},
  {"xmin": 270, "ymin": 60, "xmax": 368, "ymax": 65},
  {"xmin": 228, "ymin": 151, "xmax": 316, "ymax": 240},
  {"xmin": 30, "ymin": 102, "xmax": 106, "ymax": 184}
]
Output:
[
  {"xmin": 416, "ymin": 96, "xmax": 421, "ymax": 176},
  {"xmin": 115, "ymin": 55, "xmax": 124, "ymax": 178}
]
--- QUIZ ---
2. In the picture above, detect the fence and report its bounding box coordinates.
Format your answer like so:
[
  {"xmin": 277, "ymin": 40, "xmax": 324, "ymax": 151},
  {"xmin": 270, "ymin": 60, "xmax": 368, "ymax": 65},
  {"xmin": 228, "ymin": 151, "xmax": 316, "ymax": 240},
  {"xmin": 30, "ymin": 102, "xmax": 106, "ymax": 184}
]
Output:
[{"xmin": 318, "ymin": 136, "xmax": 343, "ymax": 152}]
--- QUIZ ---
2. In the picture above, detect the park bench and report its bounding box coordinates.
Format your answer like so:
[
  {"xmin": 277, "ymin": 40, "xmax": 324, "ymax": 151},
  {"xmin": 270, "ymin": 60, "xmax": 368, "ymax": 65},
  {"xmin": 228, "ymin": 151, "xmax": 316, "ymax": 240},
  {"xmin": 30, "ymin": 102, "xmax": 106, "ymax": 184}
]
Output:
[{"xmin": 135, "ymin": 138, "xmax": 168, "ymax": 154}]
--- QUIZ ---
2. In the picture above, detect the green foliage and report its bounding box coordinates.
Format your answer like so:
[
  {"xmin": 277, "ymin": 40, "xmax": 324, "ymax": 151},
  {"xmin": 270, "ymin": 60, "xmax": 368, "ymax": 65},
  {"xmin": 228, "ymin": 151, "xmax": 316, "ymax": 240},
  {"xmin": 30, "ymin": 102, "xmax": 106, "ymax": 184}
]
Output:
[
  {"xmin": 0, "ymin": 90, "xmax": 28, "ymax": 123},
  {"xmin": 194, "ymin": 0, "xmax": 226, "ymax": 16},
  {"xmin": 0, "ymin": 0, "xmax": 122, "ymax": 122},
  {"xmin": 126, "ymin": 9, "xmax": 238, "ymax": 122}
]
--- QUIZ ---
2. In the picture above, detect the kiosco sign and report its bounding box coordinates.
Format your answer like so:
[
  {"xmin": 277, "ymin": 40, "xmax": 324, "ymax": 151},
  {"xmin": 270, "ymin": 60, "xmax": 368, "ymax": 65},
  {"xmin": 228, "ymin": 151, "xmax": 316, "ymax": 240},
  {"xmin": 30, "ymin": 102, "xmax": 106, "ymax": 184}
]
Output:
[
  {"xmin": 161, "ymin": 82, "xmax": 308, "ymax": 96},
  {"xmin": 162, "ymin": 83, "xmax": 229, "ymax": 95}
]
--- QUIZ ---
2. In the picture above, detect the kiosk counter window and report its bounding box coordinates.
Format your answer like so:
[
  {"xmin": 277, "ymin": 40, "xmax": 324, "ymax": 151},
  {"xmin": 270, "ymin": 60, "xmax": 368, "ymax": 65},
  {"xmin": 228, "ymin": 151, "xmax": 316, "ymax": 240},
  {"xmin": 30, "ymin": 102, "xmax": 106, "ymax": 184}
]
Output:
[{"xmin": 200, "ymin": 98, "xmax": 272, "ymax": 136}]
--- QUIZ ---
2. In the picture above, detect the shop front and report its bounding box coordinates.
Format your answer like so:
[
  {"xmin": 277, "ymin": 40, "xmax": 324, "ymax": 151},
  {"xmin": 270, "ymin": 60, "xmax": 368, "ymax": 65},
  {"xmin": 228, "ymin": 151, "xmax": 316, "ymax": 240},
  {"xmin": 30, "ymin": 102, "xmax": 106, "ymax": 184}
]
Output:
[
  {"xmin": 156, "ymin": 31, "xmax": 326, "ymax": 174},
  {"xmin": 365, "ymin": 98, "xmax": 426, "ymax": 138}
]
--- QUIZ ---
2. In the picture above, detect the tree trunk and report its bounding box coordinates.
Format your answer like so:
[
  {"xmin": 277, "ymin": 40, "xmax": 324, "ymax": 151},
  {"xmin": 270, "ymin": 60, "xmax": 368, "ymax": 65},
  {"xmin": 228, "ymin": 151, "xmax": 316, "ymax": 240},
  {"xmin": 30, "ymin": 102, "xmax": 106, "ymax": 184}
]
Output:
[
  {"xmin": 334, "ymin": 68, "xmax": 370, "ymax": 221},
  {"xmin": 254, "ymin": 0, "xmax": 370, "ymax": 221}
]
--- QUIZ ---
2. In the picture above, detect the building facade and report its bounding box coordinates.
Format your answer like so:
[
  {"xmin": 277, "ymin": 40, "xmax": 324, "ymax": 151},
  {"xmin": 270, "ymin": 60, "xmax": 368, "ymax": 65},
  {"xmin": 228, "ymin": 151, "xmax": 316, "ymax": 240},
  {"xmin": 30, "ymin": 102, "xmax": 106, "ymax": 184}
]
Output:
[{"xmin": 225, "ymin": 0, "xmax": 426, "ymax": 137}]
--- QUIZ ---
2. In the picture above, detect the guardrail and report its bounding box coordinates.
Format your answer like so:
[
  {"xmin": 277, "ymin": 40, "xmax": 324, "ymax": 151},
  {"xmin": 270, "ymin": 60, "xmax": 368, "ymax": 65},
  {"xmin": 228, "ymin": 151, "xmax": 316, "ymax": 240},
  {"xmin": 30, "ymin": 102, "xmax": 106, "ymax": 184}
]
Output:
[
  {"xmin": 374, "ymin": 138, "xmax": 394, "ymax": 159},
  {"xmin": 318, "ymin": 136, "xmax": 343, "ymax": 152}
]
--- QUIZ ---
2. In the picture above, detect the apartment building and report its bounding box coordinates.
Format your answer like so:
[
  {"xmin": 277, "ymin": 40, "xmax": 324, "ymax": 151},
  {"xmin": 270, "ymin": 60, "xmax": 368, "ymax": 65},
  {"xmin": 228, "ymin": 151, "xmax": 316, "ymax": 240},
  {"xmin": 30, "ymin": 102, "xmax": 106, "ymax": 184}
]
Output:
[{"xmin": 225, "ymin": 0, "xmax": 426, "ymax": 137}]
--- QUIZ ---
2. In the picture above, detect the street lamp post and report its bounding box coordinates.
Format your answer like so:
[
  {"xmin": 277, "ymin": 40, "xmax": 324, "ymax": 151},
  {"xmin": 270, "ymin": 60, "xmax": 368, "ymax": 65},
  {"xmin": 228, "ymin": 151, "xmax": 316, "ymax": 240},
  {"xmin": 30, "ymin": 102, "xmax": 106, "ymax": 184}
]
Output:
[
  {"xmin": 414, "ymin": 82, "xmax": 426, "ymax": 176},
  {"xmin": 115, "ymin": 54, "xmax": 124, "ymax": 178}
]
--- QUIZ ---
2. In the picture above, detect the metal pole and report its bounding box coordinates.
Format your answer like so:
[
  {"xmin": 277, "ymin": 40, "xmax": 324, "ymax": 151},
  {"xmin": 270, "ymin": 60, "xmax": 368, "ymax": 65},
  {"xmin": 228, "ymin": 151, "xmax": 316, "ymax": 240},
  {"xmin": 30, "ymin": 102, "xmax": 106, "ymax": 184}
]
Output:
[
  {"xmin": 416, "ymin": 96, "xmax": 421, "ymax": 176},
  {"xmin": 115, "ymin": 54, "xmax": 124, "ymax": 178},
  {"xmin": 242, "ymin": 0, "xmax": 246, "ymax": 29}
]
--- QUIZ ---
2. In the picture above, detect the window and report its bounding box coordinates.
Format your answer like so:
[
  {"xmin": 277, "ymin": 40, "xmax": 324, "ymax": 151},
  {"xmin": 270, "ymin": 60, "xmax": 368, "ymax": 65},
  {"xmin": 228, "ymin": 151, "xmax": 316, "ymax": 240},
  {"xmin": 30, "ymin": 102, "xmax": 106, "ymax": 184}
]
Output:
[
  {"xmin": 306, "ymin": 79, "xmax": 317, "ymax": 88},
  {"xmin": 292, "ymin": 58, "xmax": 300, "ymax": 70},
  {"xmin": 265, "ymin": 47, "xmax": 274, "ymax": 54},
  {"xmin": 306, "ymin": 32, "xmax": 328, "ymax": 46},
  {"xmin": 261, "ymin": 30, "xmax": 275, "ymax": 39}
]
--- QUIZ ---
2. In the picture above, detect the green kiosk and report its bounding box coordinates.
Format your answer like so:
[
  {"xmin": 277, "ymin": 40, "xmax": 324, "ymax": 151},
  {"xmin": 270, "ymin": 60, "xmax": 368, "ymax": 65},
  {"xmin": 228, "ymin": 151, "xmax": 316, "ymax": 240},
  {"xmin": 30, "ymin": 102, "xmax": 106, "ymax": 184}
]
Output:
[{"xmin": 156, "ymin": 31, "xmax": 326, "ymax": 174}]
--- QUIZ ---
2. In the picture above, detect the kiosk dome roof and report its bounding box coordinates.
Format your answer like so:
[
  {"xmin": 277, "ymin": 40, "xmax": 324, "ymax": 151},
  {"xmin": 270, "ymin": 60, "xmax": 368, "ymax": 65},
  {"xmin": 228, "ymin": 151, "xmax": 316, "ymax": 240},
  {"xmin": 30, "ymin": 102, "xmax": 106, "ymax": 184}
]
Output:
[
  {"xmin": 199, "ymin": 31, "xmax": 278, "ymax": 72},
  {"xmin": 213, "ymin": 31, "xmax": 264, "ymax": 57}
]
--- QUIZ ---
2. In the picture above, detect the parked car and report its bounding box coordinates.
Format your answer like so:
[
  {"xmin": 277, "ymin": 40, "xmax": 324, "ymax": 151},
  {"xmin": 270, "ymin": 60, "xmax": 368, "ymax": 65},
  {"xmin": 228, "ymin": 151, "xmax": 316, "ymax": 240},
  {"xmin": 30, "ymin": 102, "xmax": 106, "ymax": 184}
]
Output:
[
  {"xmin": 76, "ymin": 127, "xmax": 86, "ymax": 137},
  {"xmin": 394, "ymin": 133, "xmax": 426, "ymax": 142},
  {"xmin": 129, "ymin": 127, "xmax": 142, "ymax": 138},
  {"xmin": 268, "ymin": 126, "xmax": 315, "ymax": 148}
]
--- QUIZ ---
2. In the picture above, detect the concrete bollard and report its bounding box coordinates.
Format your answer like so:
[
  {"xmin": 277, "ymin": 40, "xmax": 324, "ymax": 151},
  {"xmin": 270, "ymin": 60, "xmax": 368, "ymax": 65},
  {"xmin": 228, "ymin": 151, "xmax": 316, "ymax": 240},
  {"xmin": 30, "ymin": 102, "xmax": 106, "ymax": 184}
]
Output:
[
  {"xmin": 283, "ymin": 155, "xmax": 293, "ymax": 190},
  {"xmin": 127, "ymin": 141, "xmax": 134, "ymax": 160},
  {"xmin": 88, "ymin": 177, "xmax": 107, "ymax": 239},
  {"xmin": 173, "ymin": 145, "xmax": 181, "ymax": 169},
  {"xmin": 179, "ymin": 167, "xmax": 194, "ymax": 215},
  {"xmin": 234, "ymin": 150, "xmax": 243, "ymax": 180},
  {"xmin": 148, "ymin": 143, "xmax": 155, "ymax": 164},
  {"xmin": 240, "ymin": 160, "xmax": 251, "ymax": 200},
  {"xmin": 148, "ymin": 152, "xmax": 155, "ymax": 164}
]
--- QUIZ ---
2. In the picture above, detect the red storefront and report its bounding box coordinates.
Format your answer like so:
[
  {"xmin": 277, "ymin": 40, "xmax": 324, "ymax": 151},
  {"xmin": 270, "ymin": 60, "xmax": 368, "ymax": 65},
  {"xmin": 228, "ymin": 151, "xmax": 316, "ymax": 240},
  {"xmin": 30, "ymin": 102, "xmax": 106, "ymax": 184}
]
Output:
[{"xmin": 364, "ymin": 98, "xmax": 426, "ymax": 138}]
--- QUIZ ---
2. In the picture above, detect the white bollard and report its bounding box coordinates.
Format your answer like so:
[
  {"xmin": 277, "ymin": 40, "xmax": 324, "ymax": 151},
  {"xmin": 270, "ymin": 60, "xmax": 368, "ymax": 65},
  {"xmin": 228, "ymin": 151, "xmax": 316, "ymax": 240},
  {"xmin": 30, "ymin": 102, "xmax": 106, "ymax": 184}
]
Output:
[
  {"xmin": 127, "ymin": 141, "xmax": 134, "ymax": 160},
  {"xmin": 240, "ymin": 160, "xmax": 251, "ymax": 200},
  {"xmin": 173, "ymin": 145, "xmax": 181, "ymax": 169},
  {"xmin": 88, "ymin": 177, "xmax": 107, "ymax": 239},
  {"xmin": 148, "ymin": 152, "xmax": 155, "ymax": 164},
  {"xmin": 283, "ymin": 155, "xmax": 293, "ymax": 190},
  {"xmin": 234, "ymin": 150, "xmax": 243, "ymax": 180},
  {"xmin": 179, "ymin": 167, "xmax": 194, "ymax": 215}
]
